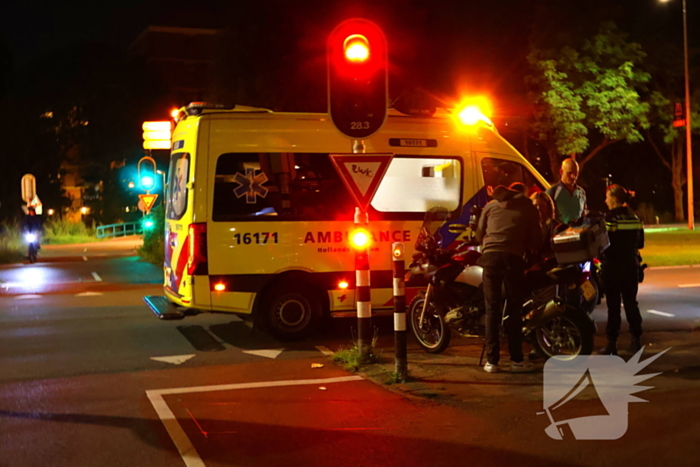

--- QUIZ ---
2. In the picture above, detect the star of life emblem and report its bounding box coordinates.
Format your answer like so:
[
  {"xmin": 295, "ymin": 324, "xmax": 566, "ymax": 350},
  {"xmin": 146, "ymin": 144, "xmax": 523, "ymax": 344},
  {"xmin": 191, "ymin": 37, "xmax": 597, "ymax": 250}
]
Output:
[{"xmin": 233, "ymin": 168, "xmax": 269, "ymax": 204}]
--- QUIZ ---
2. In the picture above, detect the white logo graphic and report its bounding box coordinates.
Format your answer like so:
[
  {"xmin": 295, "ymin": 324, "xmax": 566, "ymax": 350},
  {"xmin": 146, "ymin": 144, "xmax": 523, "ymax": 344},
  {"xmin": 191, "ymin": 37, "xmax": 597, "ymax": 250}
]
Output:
[{"xmin": 540, "ymin": 347, "xmax": 669, "ymax": 440}]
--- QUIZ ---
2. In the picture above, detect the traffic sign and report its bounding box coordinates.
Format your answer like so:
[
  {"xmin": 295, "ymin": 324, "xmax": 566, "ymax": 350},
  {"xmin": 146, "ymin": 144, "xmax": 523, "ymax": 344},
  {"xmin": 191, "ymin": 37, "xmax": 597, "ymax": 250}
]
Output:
[
  {"xmin": 21, "ymin": 174, "xmax": 36, "ymax": 203},
  {"xmin": 329, "ymin": 154, "xmax": 393, "ymax": 212},
  {"xmin": 138, "ymin": 193, "xmax": 159, "ymax": 212}
]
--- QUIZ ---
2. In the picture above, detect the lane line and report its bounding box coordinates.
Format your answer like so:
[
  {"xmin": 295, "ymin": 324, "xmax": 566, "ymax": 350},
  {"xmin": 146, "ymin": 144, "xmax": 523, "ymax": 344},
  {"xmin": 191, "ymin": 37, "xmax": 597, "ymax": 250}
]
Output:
[
  {"xmin": 91, "ymin": 272, "xmax": 102, "ymax": 282},
  {"xmin": 82, "ymin": 256, "xmax": 88, "ymax": 261},
  {"xmin": 650, "ymin": 265, "xmax": 700, "ymax": 270},
  {"xmin": 315, "ymin": 345, "xmax": 335, "ymax": 356},
  {"xmin": 646, "ymin": 309, "xmax": 675, "ymax": 318},
  {"xmin": 146, "ymin": 376, "xmax": 363, "ymax": 467},
  {"xmin": 678, "ymin": 283, "xmax": 700, "ymax": 288},
  {"xmin": 14, "ymin": 294, "xmax": 42, "ymax": 300}
]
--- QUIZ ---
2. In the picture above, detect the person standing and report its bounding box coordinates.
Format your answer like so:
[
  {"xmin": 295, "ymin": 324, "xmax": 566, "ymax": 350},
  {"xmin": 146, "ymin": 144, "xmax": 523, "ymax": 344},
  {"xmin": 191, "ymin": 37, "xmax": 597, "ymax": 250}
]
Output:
[
  {"xmin": 471, "ymin": 185, "xmax": 542, "ymax": 373},
  {"xmin": 600, "ymin": 184, "xmax": 645, "ymax": 355},
  {"xmin": 546, "ymin": 158, "xmax": 587, "ymax": 225}
]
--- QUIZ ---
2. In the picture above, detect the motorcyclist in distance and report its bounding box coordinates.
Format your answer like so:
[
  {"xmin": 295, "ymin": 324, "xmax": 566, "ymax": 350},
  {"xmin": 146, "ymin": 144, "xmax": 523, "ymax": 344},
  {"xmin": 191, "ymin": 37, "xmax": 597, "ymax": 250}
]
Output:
[{"xmin": 21, "ymin": 207, "xmax": 43, "ymax": 249}]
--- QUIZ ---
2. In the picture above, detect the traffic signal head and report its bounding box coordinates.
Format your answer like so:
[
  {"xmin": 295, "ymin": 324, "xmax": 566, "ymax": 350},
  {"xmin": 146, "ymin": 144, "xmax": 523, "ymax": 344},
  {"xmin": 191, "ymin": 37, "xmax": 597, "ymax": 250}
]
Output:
[
  {"xmin": 142, "ymin": 217, "xmax": 155, "ymax": 230},
  {"xmin": 137, "ymin": 156, "xmax": 157, "ymax": 191},
  {"xmin": 328, "ymin": 18, "xmax": 388, "ymax": 139}
]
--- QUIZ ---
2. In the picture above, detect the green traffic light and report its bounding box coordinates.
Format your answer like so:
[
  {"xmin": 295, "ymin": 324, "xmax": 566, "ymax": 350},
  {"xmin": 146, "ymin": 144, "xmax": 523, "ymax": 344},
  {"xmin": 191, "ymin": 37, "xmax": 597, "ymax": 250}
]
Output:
[{"xmin": 141, "ymin": 175, "xmax": 155, "ymax": 189}]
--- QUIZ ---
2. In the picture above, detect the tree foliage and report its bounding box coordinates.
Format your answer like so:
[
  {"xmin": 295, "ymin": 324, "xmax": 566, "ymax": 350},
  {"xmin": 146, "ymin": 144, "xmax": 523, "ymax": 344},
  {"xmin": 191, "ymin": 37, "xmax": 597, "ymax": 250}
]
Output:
[{"xmin": 527, "ymin": 22, "xmax": 652, "ymax": 179}]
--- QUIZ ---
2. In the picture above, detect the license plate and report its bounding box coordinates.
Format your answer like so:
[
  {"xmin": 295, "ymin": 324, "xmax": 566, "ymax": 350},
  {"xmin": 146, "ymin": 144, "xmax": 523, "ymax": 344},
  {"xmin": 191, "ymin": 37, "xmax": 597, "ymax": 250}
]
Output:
[{"xmin": 581, "ymin": 280, "xmax": 596, "ymax": 301}]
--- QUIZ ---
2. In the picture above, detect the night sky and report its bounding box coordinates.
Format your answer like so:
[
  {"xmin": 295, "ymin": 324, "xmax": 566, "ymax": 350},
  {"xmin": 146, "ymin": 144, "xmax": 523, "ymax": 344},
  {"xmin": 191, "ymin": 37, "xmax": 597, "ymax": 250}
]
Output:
[{"xmin": 0, "ymin": 0, "xmax": 696, "ymax": 216}]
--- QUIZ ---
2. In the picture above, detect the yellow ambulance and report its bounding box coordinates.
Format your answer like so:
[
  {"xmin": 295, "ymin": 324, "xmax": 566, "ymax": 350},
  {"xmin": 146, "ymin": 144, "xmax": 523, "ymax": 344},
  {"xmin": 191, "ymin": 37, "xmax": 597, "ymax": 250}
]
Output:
[{"xmin": 144, "ymin": 102, "xmax": 549, "ymax": 340}]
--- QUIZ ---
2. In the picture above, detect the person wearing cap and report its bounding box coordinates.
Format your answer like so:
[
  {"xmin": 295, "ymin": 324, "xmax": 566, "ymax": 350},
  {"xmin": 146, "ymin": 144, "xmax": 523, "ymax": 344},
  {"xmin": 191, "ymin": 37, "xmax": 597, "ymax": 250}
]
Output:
[
  {"xmin": 599, "ymin": 184, "xmax": 645, "ymax": 355},
  {"xmin": 454, "ymin": 184, "xmax": 542, "ymax": 373},
  {"xmin": 546, "ymin": 158, "xmax": 587, "ymax": 225}
]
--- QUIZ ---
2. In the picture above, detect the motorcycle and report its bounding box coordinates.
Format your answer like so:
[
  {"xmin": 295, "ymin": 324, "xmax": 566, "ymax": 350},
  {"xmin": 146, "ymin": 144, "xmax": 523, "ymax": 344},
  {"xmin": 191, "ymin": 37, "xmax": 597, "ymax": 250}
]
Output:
[
  {"xmin": 407, "ymin": 206, "xmax": 596, "ymax": 359},
  {"xmin": 25, "ymin": 232, "xmax": 39, "ymax": 263}
]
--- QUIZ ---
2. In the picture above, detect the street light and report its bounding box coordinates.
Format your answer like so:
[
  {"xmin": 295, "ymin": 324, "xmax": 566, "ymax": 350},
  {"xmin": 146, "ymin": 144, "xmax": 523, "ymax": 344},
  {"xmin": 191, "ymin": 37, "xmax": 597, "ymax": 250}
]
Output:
[
  {"xmin": 156, "ymin": 169, "xmax": 167, "ymax": 192},
  {"xmin": 661, "ymin": 0, "xmax": 695, "ymax": 229}
]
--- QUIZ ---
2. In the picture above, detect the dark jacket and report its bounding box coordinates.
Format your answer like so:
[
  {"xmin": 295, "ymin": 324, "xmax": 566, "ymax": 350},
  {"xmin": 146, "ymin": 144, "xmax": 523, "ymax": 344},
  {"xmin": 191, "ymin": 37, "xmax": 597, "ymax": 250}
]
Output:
[
  {"xmin": 601, "ymin": 206, "xmax": 644, "ymax": 270},
  {"xmin": 21, "ymin": 215, "xmax": 43, "ymax": 233},
  {"xmin": 476, "ymin": 186, "xmax": 543, "ymax": 258}
]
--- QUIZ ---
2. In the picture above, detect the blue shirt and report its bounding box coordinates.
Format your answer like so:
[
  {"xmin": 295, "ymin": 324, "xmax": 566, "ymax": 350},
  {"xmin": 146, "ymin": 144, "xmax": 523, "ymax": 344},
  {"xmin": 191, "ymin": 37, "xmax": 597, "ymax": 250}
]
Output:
[{"xmin": 546, "ymin": 182, "xmax": 587, "ymax": 225}]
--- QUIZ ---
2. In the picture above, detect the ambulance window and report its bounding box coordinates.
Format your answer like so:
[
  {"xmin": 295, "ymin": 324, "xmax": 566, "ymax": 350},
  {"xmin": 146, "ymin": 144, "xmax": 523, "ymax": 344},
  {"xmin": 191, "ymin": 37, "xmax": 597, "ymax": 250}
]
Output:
[
  {"xmin": 212, "ymin": 153, "xmax": 354, "ymax": 221},
  {"xmin": 166, "ymin": 152, "xmax": 190, "ymax": 220},
  {"xmin": 371, "ymin": 157, "xmax": 462, "ymax": 213},
  {"xmin": 481, "ymin": 158, "xmax": 543, "ymax": 198}
]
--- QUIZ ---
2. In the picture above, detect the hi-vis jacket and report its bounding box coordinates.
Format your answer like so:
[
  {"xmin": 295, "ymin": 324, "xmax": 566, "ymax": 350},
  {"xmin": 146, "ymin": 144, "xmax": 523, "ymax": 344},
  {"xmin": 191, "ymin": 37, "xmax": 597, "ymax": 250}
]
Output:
[{"xmin": 602, "ymin": 206, "xmax": 644, "ymax": 269}]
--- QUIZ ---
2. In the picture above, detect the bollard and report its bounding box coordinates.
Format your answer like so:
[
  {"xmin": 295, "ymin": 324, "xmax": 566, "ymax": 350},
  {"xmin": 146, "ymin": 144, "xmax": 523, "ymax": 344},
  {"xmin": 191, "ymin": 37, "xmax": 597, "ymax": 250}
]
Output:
[
  {"xmin": 354, "ymin": 207, "xmax": 372, "ymax": 361},
  {"xmin": 392, "ymin": 242, "xmax": 407, "ymax": 380}
]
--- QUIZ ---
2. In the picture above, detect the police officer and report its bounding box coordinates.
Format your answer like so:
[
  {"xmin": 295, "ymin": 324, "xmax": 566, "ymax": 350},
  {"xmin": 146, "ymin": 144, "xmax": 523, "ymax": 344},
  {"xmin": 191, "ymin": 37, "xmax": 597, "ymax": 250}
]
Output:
[{"xmin": 600, "ymin": 184, "xmax": 645, "ymax": 355}]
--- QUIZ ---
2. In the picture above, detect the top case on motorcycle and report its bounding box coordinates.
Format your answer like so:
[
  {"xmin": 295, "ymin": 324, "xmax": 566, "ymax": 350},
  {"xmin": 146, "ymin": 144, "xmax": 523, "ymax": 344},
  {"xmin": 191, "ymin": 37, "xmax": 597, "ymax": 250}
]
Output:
[{"xmin": 552, "ymin": 218, "xmax": 610, "ymax": 264}]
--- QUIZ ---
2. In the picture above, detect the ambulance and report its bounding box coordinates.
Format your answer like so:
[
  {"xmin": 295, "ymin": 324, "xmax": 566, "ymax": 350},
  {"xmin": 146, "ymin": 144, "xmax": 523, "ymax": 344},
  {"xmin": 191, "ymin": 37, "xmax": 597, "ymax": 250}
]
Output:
[{"xmin": 144, "ymin": 101, "xmax": 549, "ymax": 341}]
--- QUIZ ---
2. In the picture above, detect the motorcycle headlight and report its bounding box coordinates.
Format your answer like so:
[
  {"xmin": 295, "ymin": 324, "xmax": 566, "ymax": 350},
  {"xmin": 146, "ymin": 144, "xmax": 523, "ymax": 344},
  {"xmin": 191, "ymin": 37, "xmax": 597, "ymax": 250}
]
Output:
[{"xmin": 25, "ymin": 233, "xmax": 37, "ymax": 243}]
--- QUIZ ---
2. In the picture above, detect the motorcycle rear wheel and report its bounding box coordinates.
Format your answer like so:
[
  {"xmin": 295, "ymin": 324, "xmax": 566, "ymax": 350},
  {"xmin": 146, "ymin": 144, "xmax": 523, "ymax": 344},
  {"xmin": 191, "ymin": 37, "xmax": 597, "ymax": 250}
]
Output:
[
  {"xmin": 533, "ymin": 310, "xmax": 594, "ymax": 359},
  {"xmin": 408, "ymin": 294, "xmax": 451, "ymax": 354}
]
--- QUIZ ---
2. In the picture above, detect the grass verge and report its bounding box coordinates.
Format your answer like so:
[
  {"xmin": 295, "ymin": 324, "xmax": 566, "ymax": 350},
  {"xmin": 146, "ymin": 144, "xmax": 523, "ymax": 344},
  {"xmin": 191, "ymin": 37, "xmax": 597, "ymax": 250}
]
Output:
[
  {"xmin": 330, "ymin": 340, "xmax": 381, "ymax": 373},
  {"xmin": 642, "ymin": 229, "xmax": 700, "ymax": 267}
]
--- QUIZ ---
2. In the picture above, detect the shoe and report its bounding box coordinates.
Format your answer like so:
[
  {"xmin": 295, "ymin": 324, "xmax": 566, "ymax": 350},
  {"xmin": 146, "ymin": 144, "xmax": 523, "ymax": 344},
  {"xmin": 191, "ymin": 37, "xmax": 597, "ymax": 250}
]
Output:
[
  {"xmin": 484, "ymin": 362, "xmax": 500, "ymax": 373},
  {"xmin": 510, "ymin": 361, "xmax": 535, "ymax": 373},
  {"xmin": 599, "ymin": 341, "xmax": 617, "ymax": 355},
  {"xmin": 629, "ymin": 337, "xmax": 642, "ymax": 354},
  {"xmin": 444, "ymin": 308, "xmax": 463, "ymax": 324}
]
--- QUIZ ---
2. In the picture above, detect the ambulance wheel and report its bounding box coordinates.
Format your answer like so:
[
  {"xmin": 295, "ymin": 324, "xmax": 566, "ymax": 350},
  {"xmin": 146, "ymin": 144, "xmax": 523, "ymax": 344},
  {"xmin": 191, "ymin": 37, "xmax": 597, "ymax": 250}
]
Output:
[{"xmin": 263, "ymin": 283, "xmax": 322, "ymax": 341}]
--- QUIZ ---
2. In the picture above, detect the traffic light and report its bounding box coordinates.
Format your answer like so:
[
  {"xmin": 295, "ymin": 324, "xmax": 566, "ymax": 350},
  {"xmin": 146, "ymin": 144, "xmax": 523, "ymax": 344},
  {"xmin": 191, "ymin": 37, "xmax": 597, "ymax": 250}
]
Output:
[
  {"xmin": 142, "ymin": 216, "xmax": 155, "ymax": 230},
  {"xmin": 138, "ymin": 156, "xmax": 157, "ymax": 191},
  {"xmin": 327, "ymin": 18, "xmax": 388, "ymax": 139}
]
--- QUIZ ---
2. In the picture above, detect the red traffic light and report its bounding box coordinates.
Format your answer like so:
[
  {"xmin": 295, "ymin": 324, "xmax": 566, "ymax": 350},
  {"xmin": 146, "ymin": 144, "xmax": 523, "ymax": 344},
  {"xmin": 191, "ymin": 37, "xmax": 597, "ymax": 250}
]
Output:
[
  {"xmin": 344, "ymin": 35, "xmax": 370, "ymax": 62},
  {"xmin": 328, "ymin": 19, "xmax": 388, "ymax": 139}
]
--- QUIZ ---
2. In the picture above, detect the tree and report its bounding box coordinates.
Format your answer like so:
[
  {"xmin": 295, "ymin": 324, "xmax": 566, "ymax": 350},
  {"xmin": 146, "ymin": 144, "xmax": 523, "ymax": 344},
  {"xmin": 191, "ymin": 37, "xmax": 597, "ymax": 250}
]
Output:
[{"xmin": 527, "ymin": 22, "xmax": 651, "ymax": 181}]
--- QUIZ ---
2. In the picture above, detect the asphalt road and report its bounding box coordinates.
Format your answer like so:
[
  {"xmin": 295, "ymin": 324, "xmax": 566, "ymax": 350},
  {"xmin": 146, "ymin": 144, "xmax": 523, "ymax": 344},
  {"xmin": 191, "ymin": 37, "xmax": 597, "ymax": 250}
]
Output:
[{"xmin": 1, "ymin": 239, "xmax": 699, "ymax": 467}]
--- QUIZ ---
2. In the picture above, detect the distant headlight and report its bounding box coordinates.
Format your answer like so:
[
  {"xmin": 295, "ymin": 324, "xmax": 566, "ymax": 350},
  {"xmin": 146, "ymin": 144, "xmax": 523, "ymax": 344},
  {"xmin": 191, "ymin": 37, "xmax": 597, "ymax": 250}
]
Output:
[{"xmin": 25, "ymin": 233, "xmax": 37, "ymax": 243}]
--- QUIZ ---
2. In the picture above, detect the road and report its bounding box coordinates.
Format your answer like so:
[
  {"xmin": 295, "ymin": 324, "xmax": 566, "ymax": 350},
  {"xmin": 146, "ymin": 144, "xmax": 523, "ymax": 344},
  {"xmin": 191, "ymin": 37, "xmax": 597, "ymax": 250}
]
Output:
[{"xmin": 1, "ymin": 239, "xmax": 698, "ymax": 466}]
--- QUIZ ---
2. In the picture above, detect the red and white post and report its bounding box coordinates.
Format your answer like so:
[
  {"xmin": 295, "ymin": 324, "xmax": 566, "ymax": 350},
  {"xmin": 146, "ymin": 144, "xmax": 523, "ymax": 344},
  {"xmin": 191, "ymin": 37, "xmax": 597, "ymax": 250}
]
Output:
[
  {"xmin": 392, "ymin": 242, "xmax": 407, "ymax": 380},
  {"xmin": 354, "ymin": 207, "xmax": 372, "ymax": 361}
]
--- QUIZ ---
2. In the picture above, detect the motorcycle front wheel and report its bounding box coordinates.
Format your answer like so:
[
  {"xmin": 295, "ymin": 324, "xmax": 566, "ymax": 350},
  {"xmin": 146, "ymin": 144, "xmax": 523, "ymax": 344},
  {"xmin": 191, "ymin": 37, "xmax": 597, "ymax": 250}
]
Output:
[
  {"xmin": 408, "ymin": 293, "xmax": 451, "ymax": 354},
  {"xmin": 532, "ymin": 310, "xmax": 594, "ymax": 359}
]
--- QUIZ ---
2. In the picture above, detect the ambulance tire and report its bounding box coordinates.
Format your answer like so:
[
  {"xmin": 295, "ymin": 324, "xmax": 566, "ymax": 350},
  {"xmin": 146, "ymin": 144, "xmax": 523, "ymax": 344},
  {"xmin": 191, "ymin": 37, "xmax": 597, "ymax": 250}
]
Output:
[{"xmin": 263, "ymin": 283, "xmax": 322, "ymax": 341}]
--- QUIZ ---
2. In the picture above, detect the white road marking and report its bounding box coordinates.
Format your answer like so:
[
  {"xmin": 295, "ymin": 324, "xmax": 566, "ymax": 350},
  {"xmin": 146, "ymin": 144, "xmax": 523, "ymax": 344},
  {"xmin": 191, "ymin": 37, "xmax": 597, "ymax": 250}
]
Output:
[
  {"xmin": 75, "ymin": 292, "xmax": 104, "ymax": 297},
  {"xmin": 650, "ymin": 265, "xmax": 700, "ymax": 270},
  {"xmin": 146, "ymin": 376, "xmax": 362, "ymax": 467},
  {"xmin": 241, "ymin": 349, "xmax": 284, "ymax": 359},
  {"xmin": 315, "ymin": 345, "xmax": 335, "ymax": 356},
  {"xmin": 14, "ymin": 294, "xmax": 42, "ymax": 300},
  {"xmin": 646, "ymin": 309, "xmax": 676, "ymax": 317},
  {"xmin": 82, "ymin": 256, "xmax": 88, "ymax": 261},
  {"xmin": 150, "ymin": 355, "xmax": 196, "ymax": 365},
  {"xmin": 91, "ymin": 272, "xmax": 102, "ymax": 282},
  {"xmin": 678, "ymin": 283, "xmax": 700, "ymax": 288}
]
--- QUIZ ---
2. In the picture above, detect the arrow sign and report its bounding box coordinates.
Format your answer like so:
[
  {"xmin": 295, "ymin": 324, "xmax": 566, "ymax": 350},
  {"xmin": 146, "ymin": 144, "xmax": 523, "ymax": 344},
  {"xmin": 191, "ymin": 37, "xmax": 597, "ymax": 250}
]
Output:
[
  {"xmin": 329, "ymin": 154, "xmax": 393, "ymax": 212},
  {"xmin": 138, "ymin": 193, "xmax": 159, "ymax": 212}
]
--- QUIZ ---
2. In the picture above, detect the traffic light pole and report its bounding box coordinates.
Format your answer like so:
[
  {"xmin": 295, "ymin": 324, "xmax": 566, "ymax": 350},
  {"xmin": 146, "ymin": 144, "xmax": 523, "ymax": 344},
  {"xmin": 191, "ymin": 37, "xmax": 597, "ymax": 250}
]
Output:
[{"xmin": 352, "ymin": 139, "xmax": 373, "ymax": 361}]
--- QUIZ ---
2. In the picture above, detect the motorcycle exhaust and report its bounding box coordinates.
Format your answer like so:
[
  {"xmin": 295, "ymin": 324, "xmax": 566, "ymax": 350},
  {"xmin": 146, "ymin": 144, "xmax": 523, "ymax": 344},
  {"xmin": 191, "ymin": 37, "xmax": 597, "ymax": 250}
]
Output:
[{"xmin": 524, "ymin": 297, "xmax": 566, "ymax": 330}]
